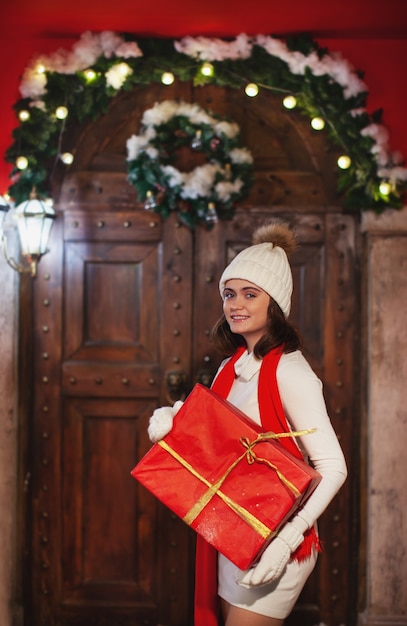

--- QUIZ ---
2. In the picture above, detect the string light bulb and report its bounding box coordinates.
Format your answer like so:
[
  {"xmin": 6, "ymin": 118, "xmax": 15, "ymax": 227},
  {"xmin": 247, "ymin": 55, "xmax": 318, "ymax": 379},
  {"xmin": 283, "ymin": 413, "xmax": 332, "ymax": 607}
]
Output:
[
  {"xmin": 224, "ymin": 162, "xmax": 232, "ymax": 179},
  {"xmin": 200, "ymin": 62, "xmax": 214, "ymax": 77},
  {"xmin": 191, "ymin": 129, "xmax": 202, "ymax": 151},
  {"xmin": 117, "ymin": 62, "xmax": 131, "ymax": 77},
  {"xmin": 144, "ymin": 191, "xmax": 156, "ymax": 211},
  {"xmin": 337, "ymin": 155, "xmax": 352, "ymax": 170},
  {"xmin": 84, "ymin": 69, "xmax": 97, "ymax": 82},
  {"xmin": 60, "ymin": 152, "xmax": 74, "ymax": 165},
  {"xmin": 55, "ymin": 106, "xmax": 68, "ymax": 120},
  {"xmin": 245, "ymin": 83, "xmax": 259, "ymax": 97},
  {"xmin": 16, "ymin": 156, "xmax": 29, "ymax": 170},
  {"xmin": 161, "ymin": 71, "xmax": 175, "ymax": 85},
  {"xmin": 379, "ymin": 181, "xmax": 392, "ymax": 196},
  {"xmin": 311, "ymin": 117, "xmax": 325, "ymax": 131},
  {"xmin": 206, "ymin": 202, "xmax": 218, "ymax": 225},
  {"xmin": 18, "ymin": 110, "xmax": 30, "ymax": 122},
  {"xmin": 283, "ymin": 95, "xmax": 297, "ymax": 109}
]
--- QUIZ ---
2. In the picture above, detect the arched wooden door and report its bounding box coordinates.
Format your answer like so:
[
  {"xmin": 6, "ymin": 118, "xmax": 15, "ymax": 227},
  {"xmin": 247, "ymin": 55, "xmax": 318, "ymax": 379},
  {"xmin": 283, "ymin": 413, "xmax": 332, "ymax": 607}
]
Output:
[{"xmin": 25, "ymin": 81, "xmax": 359, "ymax": 626}]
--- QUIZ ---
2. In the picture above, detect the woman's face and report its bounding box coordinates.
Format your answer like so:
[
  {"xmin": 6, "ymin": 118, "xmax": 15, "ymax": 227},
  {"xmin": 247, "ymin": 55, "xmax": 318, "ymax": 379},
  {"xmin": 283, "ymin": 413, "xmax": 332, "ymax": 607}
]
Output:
[{"xmin": 222, "ymin": 278, "xmax": 270, "ymax": 352}]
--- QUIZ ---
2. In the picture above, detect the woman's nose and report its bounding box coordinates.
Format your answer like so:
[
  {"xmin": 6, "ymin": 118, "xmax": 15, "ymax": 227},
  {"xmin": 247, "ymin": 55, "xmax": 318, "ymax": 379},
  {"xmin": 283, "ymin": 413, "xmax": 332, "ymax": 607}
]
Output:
[{"xmin": 231, "ymin": 298, "xmax": 243, "ymax": 309}]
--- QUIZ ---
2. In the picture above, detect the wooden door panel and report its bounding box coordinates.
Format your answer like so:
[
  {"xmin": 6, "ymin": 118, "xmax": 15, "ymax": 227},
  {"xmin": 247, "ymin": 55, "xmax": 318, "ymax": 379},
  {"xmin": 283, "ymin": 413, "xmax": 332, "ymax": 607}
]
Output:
[
  {"xmin": 290, "ymin": 243, "xmax": 325, "ymax": 374},
  {"xmin": 61, "ymin": 397, "xmax": 157, "ymax": 605},
  {"xmin": 63, "ymin": 241, "xmax": 160, "ymax": 363},
  {"xmin": 61, "ymin": 362, "xmax": 161, "ymax": 397},
  {"xmin": 61, "ymin": 447, "xmax": 191, "ymax": 625}
]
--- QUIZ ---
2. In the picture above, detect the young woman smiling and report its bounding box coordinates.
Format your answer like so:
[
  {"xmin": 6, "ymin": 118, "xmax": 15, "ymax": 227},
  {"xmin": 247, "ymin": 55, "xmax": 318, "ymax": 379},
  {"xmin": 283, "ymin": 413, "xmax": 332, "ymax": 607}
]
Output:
[{"xmin": 148, "ymin": 221, "xmax": 347, "ymax": 626}]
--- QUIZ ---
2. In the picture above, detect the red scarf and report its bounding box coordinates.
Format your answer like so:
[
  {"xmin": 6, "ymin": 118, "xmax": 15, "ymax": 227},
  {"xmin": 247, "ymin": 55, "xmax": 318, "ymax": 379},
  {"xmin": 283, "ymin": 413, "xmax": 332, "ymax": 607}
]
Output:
[{"xmin": 194, "ymin": 347, "xmax": 320, "ymax": 626}]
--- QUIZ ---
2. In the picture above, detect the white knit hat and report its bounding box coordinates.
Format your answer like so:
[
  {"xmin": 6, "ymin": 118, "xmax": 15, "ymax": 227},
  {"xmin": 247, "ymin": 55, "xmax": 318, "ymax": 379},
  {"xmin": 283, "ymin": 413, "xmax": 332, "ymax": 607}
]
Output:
[{"xmin": 219, "ymin": 222, "xmax": 297, "ymax": 317}]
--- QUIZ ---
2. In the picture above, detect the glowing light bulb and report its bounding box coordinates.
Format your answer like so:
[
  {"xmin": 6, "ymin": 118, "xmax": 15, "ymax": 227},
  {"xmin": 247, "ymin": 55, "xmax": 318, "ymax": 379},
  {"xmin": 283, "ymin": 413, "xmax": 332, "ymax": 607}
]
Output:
[
  {"xmin": 224, "ymin": 162, "xmax": 232, "ymax": 179},
  {"xmin": 118, "ymin": 62, "xmax": 131, "ymax": 77},
  {"xmin": 200, "ymin": 62, "xmax": 214, "ymax": 77},
  {"xmin": 19, "ymin": 110, "xmax": 30, "ymax": 122},
  {"xmin": 379, "ymin": 181, "xmax": 392, "ymax": 196},
  {"xmin": 55, "ymin": 106, "xmax": 68, "ymax": 120},
  {"xmin": 61, "ymin": 152, "xmax": 74, "ymax": 165},
  {"xmin": 245, "ymin": 83, "xmax": 259, "ymax": 97},
  {"xmin": 36, "ymin": 64, "xmax": 46, "ymax": 74},
  {"xmin": 206, "ymin": 202, "xmax": 218, "ymax": 225},
  {"xmin": 283, "ymin": 95, "xmax": 297, "ymax": 109},
  {"xmin": 161, "ymin": 71, "xmax": 175, "ymax": 85},
  {"xmin": 337, "ymin": 155, "xmax": 351, "ymax": 170},
  {"xmin": 311, "ymin": 117, "xmax": 325, "ymax": 131},
  {"xmin": 144, "ymin": 191, "xmax": 156, "ymax": 211},
  {"xmin": 191, "ymin": 129, "xmax": 202, "ymax": 151},
  {"xmin": 16, "ymin": 156, "xmax": 28, "ymax": 170},
  {"xmin": 84, "ymin": 69, "xmax": 97, "ymax": 82}
]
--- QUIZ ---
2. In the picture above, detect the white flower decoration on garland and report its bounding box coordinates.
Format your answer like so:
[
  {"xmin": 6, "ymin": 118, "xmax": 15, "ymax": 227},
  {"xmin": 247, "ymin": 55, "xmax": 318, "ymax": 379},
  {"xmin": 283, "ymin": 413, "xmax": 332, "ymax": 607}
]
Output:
[
  {"xmin": 174, "ymin": 33, "xmax": 254, "ymax": 61},
  {"xmin": 19, "ymin": 31, "xmax": 143, "ymax": 99},
  {"xmin": 126, "ymin": 100, "xmax": 254, "ymax": 229}
]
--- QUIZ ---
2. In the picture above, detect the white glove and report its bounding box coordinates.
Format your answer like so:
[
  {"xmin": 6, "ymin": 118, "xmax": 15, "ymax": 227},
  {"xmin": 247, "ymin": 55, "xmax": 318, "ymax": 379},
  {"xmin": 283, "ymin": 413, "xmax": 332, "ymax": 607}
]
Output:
[
  {"xmin": 147, "ymin": 401, "xmax": 183, "ymax": 443},
  {"xmin": 237, "ymin": 517, "xmax": 307, "ymax": 587}
]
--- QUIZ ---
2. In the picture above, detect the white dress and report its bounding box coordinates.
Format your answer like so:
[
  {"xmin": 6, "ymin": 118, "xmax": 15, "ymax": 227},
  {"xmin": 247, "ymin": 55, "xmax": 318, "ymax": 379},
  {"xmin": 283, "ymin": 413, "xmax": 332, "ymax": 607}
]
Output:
[{"xmin": 217, "ymin": 349, "xmax": 348, "ymax": 619}]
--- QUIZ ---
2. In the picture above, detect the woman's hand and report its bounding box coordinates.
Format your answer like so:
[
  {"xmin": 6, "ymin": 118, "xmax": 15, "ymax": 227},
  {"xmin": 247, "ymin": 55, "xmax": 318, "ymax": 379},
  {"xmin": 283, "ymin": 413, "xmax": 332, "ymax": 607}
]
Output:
[
  {"xmin": 147, "ymin": 400, "xmax": 184, "ymax": 443},
  {"xmin": 237, "ymin": 519, "xmax": 305, "ymax": 587}
]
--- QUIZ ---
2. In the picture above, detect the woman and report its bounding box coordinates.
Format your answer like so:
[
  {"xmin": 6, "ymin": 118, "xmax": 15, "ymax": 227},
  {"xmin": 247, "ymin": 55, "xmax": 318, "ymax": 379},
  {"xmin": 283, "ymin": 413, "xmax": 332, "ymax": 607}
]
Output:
[{"xmin": 148, "ymin": 221, "xmax": 347, "ymax": 626}]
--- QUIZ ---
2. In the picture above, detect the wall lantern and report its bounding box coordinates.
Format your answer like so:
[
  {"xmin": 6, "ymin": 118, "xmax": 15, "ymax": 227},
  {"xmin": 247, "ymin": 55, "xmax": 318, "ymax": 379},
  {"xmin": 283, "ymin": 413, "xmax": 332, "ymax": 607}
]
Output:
[{"xmin": 0, "ymin": 190, "xmax": 56, "ymax": 277}]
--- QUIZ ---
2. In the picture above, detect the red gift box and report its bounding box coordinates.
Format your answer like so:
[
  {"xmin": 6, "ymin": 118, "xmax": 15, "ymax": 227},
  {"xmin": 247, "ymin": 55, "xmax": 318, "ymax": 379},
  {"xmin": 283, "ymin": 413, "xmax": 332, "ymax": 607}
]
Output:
[{"xmin": 131, "ymin": 383, "xmax": 321, "ymax": 570}]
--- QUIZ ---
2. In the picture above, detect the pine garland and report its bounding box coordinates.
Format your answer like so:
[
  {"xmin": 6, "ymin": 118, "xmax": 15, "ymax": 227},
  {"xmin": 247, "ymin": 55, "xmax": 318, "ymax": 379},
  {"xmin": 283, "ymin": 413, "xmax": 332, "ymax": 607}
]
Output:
[{"xmin": 5, "ymin": 31, "xmax": 407, "ymax": 216}]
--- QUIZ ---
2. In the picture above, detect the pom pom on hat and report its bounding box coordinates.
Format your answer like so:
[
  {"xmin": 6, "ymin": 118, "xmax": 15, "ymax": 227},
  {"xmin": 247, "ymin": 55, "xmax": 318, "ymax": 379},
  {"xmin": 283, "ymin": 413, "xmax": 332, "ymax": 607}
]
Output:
[{"xmin": 219, "ymin": 221, "xmax": 297, "ymax": 317}]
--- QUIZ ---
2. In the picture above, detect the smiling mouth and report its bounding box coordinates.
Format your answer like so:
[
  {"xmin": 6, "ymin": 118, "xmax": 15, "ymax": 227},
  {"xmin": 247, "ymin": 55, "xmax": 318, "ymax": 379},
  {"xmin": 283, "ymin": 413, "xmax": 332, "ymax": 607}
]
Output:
[{"xmin": 231, "ymin": 315, "xmax": 249, "ymax": 321}]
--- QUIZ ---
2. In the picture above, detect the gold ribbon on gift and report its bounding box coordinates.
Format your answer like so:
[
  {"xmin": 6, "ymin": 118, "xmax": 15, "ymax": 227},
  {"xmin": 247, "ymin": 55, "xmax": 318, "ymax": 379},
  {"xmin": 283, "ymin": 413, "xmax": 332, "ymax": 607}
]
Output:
[{"xmin": 158, "ymin": 428, "xmax": 316, "ymax": 539}]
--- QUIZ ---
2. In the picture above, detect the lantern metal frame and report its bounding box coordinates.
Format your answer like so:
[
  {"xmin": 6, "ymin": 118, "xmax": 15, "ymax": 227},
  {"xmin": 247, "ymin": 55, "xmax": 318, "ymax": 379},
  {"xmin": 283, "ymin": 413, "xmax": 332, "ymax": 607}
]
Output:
[{"xmin": 0, "ymin": 192, "xmax": 56, "ymax": 278}]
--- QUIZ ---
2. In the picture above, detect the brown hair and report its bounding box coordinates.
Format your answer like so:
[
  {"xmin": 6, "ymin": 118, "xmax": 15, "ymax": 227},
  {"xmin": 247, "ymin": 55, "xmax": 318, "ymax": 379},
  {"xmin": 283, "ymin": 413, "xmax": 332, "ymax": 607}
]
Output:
[{"xmin": 210, "ymin": 297, "xmax": 302, "ymax": 359}]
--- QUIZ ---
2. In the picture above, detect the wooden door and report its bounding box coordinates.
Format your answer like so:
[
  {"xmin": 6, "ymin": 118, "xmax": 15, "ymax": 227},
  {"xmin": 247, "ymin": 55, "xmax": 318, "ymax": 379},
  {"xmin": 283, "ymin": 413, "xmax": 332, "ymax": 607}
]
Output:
[{"xmin": 25, "ymin": 81, "xmax": 359, "ymax": 626}]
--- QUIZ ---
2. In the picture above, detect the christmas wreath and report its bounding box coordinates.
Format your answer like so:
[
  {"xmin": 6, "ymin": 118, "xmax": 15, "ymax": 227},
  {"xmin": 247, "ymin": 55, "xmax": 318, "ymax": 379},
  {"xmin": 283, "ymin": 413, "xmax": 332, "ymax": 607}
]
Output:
[{"xmin": 126, "ymin": 100, "xmax": 254, "ymax": 229}]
